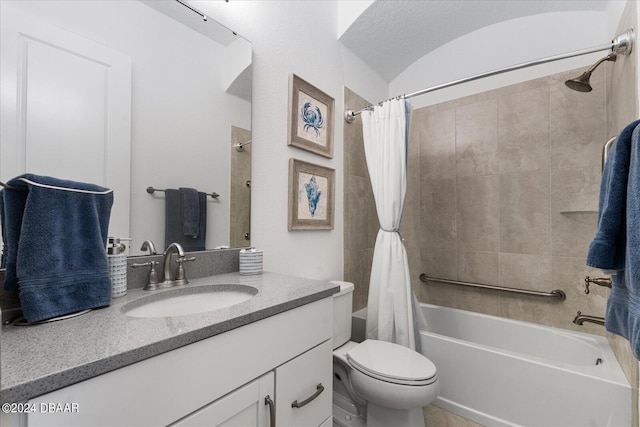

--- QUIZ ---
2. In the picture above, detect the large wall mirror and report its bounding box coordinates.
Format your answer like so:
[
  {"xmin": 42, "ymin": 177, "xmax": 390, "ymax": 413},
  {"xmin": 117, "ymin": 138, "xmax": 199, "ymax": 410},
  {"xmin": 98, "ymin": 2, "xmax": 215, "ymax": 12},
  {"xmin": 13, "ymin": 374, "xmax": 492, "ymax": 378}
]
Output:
[{"xmin": 0, "ymin": 0, "xmax": 252, "ymax": 258}]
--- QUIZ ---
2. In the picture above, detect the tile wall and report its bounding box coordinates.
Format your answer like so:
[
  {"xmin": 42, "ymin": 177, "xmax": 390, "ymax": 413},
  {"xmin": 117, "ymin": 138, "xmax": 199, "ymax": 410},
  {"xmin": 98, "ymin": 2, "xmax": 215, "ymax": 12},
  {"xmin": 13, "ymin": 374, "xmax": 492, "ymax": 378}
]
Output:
[
  {"xmin": 343, "ymin": 87, "xmax": 378, "ymax": 311},
  {"xmin": 344, "ymin": 47, "xmax": 638, "ymax": 423},
  {"xmin": 229, "ymin": 126, "xmax": 252, "ymax": 248},
  {"xmin": 603, "ymin": 1, "xmax": 639, "ymax": 424},
  {"xmin": 345, "ymin": 67, "xmax": 610, "ymax": 335},
  {"xmin": 413, "ymin": 67, "xmax": 608, "ymax": 336}
]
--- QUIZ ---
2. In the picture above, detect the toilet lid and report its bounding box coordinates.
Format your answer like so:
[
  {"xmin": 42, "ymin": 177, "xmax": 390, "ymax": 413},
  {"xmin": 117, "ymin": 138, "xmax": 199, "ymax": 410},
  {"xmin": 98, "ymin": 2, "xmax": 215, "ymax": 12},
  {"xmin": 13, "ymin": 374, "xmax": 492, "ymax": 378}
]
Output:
[{"xmin": 346, "ymin": 340, "xmax": 437, "ymax": 385}]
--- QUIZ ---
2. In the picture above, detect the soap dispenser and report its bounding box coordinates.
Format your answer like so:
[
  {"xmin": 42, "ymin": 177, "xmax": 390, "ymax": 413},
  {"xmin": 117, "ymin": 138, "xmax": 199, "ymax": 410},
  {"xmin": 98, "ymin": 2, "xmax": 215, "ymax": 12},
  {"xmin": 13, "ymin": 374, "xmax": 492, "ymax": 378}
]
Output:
[{"xmin": 107, "ymin": 237, "xmax": 130, "ymax": 298}]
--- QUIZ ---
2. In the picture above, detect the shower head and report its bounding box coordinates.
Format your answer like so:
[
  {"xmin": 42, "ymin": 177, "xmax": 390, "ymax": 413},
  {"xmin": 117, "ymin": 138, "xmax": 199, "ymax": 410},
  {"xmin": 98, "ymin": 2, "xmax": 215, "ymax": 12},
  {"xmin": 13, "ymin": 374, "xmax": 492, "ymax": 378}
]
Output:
[
  {"xmin": 564, "ymin": 71, "xmax": 594, "ymax": 92},
  {"xmin": 564, "ymin": 52, "xmax": 617, "ymax": 92}
]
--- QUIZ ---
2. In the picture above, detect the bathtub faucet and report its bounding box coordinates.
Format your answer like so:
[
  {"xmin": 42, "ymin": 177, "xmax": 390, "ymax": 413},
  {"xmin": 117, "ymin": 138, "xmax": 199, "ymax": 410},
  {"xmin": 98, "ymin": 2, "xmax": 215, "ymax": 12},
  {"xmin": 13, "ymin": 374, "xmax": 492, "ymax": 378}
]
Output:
[
  {"xmin": 584, "ymin": 276, "xmax": 612, "ymax": 294},
  {"xmin": 573, "ymin": 311, "xmax": 605, "ymax": 326}
]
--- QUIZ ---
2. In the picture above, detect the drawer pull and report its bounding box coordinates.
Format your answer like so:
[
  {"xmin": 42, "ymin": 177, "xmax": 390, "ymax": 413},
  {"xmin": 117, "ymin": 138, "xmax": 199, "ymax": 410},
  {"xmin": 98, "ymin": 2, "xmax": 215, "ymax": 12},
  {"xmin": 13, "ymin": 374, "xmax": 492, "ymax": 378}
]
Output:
[
  {"xmin": 291, "ymin": 383, "xmax": 324, "ymax": 409},
  {"xmin": 264, "ymin": 395, "xmax": 276, "ymax": 427}
]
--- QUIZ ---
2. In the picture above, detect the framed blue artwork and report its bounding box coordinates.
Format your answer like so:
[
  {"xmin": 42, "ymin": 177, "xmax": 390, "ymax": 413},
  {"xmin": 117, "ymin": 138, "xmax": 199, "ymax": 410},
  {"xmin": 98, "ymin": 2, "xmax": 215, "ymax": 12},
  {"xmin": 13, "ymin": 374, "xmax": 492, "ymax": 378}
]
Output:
[
  {"xmin": 288, "ymin": 74, "xmax": 334, "ymax": 159},
  {"xmin": 288, "ymin": 158, "xmax": 335, "ymax": 230}
]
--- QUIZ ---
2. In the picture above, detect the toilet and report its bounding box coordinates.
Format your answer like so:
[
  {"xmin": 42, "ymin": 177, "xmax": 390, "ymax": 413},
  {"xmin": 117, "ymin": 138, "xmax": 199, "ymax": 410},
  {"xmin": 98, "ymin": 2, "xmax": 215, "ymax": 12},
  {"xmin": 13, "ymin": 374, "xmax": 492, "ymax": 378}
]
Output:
[{"xmin": 331, "ymin": 281, "xmax": 439, "ymax": 427}]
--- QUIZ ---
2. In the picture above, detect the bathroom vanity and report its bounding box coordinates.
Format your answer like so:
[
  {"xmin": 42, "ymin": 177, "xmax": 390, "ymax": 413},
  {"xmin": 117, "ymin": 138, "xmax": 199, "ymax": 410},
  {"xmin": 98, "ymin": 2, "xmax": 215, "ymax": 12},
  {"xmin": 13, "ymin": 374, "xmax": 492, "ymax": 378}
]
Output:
[{"xmin": 0, "ymin": 272, "xmax": 338, "ymax": 427}]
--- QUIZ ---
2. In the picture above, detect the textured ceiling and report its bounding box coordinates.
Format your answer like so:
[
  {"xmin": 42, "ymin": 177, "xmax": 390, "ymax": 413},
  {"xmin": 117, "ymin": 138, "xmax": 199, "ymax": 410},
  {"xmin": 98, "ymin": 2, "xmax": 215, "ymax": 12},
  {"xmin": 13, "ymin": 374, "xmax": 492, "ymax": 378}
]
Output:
[{"xmin": 339, "ymin": 0, "xmax": 609, "ymax": 82}]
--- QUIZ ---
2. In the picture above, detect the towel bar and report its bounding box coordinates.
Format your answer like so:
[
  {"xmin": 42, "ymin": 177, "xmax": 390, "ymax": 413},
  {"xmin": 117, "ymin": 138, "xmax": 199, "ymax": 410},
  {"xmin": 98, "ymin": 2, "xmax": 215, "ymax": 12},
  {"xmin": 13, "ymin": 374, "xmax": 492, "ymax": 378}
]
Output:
[
  {"xmin": 419, "ymin": 274, "xmax": 566, "ymax": 301},
  {"xmin": 146, "ymin": 186, "xmax": 219, "ymax": 199},
  {"xmin": 602, "ymin": 135, "xmax": 616, "ymax": 171}
]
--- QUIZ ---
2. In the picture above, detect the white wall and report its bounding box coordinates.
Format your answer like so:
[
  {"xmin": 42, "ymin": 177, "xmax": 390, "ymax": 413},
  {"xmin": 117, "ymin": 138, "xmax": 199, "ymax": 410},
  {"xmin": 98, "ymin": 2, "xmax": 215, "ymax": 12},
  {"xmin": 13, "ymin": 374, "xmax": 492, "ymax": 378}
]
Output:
[
  {"xmin": 390, "ymin": 9, "xmax": 624, "ymax": 108},
  {"xmin": 192, "ymin": 0, "xmax": 631, "ymax": 281},
  {"xmin": 190, "ymin": 1, "xmax": 388, "ymax": 280}
]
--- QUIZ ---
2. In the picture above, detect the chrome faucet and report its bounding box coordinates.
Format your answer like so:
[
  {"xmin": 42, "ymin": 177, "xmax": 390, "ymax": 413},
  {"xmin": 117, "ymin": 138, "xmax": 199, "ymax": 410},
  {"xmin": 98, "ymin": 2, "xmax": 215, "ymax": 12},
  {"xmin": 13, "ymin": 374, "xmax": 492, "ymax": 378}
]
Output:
[
  {"xmin": 573, "ymin": 311, "xmax": 605, "ymax": 326},
  {"xmin": 161, "ymin": 243, "xmax": 186, "ymax": 287},
  {"xmin": 140, "ymin": 240, "xmax": 157, "ymax": 255}
]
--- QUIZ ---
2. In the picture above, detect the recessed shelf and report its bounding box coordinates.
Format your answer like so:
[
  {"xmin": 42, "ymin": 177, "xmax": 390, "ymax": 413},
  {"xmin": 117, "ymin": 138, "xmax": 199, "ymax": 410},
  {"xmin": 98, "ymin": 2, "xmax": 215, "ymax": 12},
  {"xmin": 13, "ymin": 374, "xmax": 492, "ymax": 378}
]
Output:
[{"xmin": 560, "ymin": 210, "xmax": 598, "ymax": 215}]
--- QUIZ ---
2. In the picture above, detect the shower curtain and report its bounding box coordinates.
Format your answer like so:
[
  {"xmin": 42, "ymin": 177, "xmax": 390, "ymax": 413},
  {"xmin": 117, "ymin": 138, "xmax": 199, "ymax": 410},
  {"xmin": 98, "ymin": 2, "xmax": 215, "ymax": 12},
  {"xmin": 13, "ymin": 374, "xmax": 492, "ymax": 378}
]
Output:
[{"xmin": 361, "ymin": 99, "xmax": 426, "ymax": 351}]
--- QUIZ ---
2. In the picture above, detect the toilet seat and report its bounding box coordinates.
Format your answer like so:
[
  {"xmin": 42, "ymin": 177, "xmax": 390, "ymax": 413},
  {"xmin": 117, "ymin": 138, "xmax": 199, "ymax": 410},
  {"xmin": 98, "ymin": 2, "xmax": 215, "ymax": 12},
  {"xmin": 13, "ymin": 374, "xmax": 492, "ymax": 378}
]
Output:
[{"xmin": 346, "ymin": 340, "xmax": 437, "ymax": 386}]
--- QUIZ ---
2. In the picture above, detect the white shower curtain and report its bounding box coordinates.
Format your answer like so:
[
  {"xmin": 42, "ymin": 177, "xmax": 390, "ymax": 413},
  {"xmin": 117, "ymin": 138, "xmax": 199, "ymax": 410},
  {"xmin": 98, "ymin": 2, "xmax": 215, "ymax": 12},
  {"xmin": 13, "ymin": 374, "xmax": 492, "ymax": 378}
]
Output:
[{"xmin": 361, "ymin": 99, "xmax": 426, "ymax": 351}]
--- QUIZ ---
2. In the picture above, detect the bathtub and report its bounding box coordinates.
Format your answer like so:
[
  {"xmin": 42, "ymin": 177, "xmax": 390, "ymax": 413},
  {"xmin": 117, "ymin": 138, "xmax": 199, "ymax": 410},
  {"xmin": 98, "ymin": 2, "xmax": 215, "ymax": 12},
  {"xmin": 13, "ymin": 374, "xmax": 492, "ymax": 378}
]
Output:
[{"xmin": 352, "ymin": 304, "xmax": 631, "ymax": 427}]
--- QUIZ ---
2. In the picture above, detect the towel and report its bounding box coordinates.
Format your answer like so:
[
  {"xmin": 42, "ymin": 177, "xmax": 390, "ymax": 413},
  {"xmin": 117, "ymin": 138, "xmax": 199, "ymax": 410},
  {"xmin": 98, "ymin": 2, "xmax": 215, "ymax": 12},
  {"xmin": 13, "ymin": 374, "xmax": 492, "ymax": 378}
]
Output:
[
  {"xmin": 165, "ymin": 189, "xmax": 206, "ymax": 252},
  {"xmin": 586, "ymin": 119, "xmax": 640, "ymax": 358},
  {"xmin": 586, "ymin": 119, "xmax": 639, "ymax": 269},
  {"xmin": 180, "ymin": 187, "xmax": 200, "ymax": 237},
  {"xmin": 3, "ymin": 174, "xmax": 113, "ymax": 323},
  {"xmin": 0, "ymin": 189, "xmax": 7, "ymax": 269}
]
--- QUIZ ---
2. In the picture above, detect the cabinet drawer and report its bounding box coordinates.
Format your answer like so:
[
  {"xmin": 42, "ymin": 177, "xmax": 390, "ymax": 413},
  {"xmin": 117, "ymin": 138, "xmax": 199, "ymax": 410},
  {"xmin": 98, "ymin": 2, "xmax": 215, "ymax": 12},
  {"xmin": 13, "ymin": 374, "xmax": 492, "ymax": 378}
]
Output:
[{"xmin": 276, "ymin": 339, "xmax": 332, "ymax": 427}]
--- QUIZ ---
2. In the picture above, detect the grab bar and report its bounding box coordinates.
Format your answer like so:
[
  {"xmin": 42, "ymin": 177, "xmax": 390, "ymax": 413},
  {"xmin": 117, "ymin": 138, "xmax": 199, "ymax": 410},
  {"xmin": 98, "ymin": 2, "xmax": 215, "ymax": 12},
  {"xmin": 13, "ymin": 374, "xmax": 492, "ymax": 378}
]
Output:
[{"xmin": 419, "ymin": 274, "xmax": 566, "ymax": 301}]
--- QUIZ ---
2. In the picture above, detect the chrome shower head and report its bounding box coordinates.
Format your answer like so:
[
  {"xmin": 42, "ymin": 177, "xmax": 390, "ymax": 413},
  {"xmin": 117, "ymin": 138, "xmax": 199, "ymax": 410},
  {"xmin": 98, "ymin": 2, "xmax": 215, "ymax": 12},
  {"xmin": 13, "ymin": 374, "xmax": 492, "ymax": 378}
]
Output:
[{"xmin": 564, "ymin": 52, "xmax": 617, "ymax": 92}]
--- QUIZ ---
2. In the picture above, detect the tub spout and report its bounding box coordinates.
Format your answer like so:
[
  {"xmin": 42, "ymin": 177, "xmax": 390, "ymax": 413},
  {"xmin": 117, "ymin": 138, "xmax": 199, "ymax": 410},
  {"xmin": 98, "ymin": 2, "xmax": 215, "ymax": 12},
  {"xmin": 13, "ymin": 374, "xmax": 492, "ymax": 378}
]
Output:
[{"xmin": 573, "ymin": 311, "xmax": 605, "ymax": 326}]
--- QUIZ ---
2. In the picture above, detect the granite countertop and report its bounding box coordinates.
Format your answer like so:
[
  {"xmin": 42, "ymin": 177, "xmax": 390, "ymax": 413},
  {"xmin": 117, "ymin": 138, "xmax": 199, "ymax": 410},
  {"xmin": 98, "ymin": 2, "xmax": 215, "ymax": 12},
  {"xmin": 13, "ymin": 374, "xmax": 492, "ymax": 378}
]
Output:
[{"xmin": 0, "ymin": 272, "xmax": 339, "ymax": 403}]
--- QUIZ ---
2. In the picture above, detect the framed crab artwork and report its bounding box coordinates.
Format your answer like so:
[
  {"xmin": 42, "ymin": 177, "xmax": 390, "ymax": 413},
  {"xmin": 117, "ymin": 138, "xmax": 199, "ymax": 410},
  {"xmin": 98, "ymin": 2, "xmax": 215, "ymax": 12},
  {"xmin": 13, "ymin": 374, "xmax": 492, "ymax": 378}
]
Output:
[
  {"xmin": 288, "ymin": 158, "xmax": 335, "ymax": 230},
  {"xmin": 287, "ymin": 74, "xmax": 334, "ymax": 158}
]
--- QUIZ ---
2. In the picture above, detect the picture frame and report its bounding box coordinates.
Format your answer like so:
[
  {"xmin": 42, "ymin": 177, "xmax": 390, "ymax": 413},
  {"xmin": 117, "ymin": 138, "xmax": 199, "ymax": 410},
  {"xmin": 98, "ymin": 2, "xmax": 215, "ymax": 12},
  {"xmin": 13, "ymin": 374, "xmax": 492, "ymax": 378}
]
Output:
[
  {"xmin": 288, "ymin": 74, "xmax": 334, "ymax": 158},
  {"xmin": 288, "ymin": 158, "xmax": 335, "ymax": 230}
]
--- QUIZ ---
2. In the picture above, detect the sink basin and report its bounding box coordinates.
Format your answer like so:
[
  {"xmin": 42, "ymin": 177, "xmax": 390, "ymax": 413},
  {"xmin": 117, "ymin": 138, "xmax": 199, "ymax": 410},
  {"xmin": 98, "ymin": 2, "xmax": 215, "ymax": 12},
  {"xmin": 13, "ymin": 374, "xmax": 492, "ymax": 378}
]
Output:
[{"xmin": 123, "ymin": 285, "xmax": 258, "ymax": 318}]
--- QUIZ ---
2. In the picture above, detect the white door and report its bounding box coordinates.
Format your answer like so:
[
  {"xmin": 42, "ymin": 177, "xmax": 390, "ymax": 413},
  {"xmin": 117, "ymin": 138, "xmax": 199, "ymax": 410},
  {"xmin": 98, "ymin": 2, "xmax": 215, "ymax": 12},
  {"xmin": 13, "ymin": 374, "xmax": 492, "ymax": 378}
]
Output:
[{"xmin": 0, "ymin": 3, "xmax": 132, "ymax": 239}]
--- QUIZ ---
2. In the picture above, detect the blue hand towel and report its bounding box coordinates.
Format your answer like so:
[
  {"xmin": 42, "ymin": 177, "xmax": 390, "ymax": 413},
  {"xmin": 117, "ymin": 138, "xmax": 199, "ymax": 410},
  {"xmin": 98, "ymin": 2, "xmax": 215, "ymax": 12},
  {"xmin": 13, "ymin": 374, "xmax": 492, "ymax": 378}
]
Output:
[
  {"xmin": 3, "ymin": 174, "xmax": 113, "ymax": 323},
  {"xmin": 180, "ymin": 187, "xmax": 200, "ymax": 238},
  {"xmin": 587, "ymin": 119, "xmax": 640, "ymax": 359},
  {"xmin": 165, "ymin": 189, "xmax": 206, "ymax": 252}
]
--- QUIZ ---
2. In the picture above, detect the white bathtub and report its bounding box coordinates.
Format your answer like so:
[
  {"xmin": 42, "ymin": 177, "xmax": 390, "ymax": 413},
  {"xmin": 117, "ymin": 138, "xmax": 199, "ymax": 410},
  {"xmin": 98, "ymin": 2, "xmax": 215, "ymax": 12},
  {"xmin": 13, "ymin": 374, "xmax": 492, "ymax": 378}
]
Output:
[{"xmin": 352, "ymin": 304, "xmax": 631, "ymax": 427}]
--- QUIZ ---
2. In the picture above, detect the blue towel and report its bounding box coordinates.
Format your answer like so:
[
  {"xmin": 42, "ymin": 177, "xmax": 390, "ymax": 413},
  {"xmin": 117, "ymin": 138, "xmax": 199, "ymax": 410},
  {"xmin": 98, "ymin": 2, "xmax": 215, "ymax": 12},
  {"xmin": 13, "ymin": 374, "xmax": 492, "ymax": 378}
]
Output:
[
  {"xmin": 180, "ymin": 187, "xmax": 200, "ymax": 237},
  {"xmin": 587, "ymin": 120, "xmax": 639, "ymax": 269},
  {"xmin": 3, "ymin": 174, "xmax": 113, "ymax": 323},
  {"xmin": 165, "ymin": 189, "xmax": 206, "ymax": 252},
  {"xmin": 0, "ymin": 189, "xmax": 7, "ymax": 269},
  {"xmin": 587, "ymin": 119, "xmax": 640, "ymax": 358}
]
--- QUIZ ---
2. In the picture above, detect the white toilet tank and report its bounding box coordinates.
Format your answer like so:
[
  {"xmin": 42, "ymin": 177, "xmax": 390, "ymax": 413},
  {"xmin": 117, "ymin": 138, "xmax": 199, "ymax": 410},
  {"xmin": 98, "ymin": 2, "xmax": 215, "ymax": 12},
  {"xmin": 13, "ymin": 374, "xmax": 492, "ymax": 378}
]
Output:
[{"xmin": 331, "ymin": 281, "xmax": 354, "ymax": 349}]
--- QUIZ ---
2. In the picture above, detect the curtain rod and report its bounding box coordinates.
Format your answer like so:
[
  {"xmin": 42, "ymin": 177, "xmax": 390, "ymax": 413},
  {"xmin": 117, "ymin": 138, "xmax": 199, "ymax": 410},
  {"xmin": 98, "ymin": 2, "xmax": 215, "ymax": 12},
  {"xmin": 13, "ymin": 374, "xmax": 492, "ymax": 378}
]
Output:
[{"xmin": 345, "ymin": 29, "xmax": 634, "ymax": 123}]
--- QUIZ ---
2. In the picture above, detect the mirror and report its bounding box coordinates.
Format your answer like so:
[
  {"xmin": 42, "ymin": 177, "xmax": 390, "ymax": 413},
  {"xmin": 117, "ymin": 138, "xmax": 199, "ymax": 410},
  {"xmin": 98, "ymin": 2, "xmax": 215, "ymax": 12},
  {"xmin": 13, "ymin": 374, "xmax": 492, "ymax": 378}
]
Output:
[{"xmin": 0, "ymin": 0, "xmax": 251, "ymax": 259}]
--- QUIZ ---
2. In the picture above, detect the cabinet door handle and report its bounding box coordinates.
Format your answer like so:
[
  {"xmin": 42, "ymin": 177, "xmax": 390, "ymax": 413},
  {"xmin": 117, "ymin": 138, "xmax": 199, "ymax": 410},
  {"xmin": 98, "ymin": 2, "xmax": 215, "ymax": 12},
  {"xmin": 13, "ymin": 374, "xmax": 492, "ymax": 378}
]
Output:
[
  {"xmin": 291, "ymin": 383, "xmax": 324, "ymax": 409},
  {"xmin": 264, "ymin": 395, "xmax": 276, "ymax": 427}
]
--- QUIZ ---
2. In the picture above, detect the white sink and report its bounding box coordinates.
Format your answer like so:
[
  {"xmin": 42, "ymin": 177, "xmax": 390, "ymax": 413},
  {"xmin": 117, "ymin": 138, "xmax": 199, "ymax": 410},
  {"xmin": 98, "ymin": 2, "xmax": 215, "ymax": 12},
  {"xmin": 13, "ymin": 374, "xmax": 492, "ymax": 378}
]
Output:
[{"xmin": 123, "ymin": 285, "xmax": 258, "ymax": 318}]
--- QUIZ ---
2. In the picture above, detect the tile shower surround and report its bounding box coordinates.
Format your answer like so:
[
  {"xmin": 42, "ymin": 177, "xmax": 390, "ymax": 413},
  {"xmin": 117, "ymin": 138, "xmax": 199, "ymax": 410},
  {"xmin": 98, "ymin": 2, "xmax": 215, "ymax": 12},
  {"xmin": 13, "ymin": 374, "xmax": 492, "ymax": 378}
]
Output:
[
  {"xmin": 345, "ymin": 67, "xmax": 608, "ymax": 334},
  {"xmin": 344, "ymin": 60, "xmax": 639, "ymax": 425}
]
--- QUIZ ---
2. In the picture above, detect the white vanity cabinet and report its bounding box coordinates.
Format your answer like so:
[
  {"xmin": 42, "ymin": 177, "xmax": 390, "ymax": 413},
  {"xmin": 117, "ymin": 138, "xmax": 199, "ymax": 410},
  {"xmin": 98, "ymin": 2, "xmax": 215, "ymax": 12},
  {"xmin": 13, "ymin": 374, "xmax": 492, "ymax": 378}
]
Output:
[
  {"xmin": 20, "ymin": 297, "xmax": 333, "ymax": 427},
  {"xmin": 172, "ymin": 339, "xmax": 333, "ymax": 427}
]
